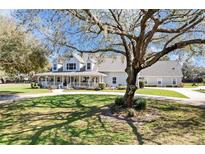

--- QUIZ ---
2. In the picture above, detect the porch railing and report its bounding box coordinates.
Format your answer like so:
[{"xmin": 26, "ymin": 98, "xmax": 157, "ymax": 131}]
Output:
[{"xmin": 40, "ymin": 81, "xmax": 99, "ymax": 89}]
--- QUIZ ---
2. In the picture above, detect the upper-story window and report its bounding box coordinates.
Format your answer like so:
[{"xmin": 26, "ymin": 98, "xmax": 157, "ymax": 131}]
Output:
[
  {"xmin": 53, "ymin": 64, "xmax": 57, "ymax": 71},
  {"xmin": 87, "ymin": 63, "xmax": 91, "ymax": 70},
  {"xmin": 67, "ymin": 63, "xmax": 76, "ymax": 70},
  {"xmin": 112, "ymin": 77, "xmax": 117, "ymax": 84}
]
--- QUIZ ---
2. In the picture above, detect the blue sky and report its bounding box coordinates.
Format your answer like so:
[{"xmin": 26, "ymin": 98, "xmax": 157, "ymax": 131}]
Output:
[{"xmin": 0, "ymin": 9, "xmax": 205, "ymax": 67}]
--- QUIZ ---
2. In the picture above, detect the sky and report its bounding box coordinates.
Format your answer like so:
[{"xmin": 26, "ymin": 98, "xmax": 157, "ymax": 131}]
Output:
[{"xmin": 0, "ymin": 9, "xmax": 205, "ymax": 67}]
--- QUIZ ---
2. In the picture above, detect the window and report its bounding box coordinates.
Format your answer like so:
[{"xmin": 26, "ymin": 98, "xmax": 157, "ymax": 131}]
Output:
[
  {"xmin": 173, "ymin": 79, "xmax": 177, "ymax": 85},
  {"xmin": 67, "ymin": 63, "xmax": 76, "ymax": 70},
  {"xmin": 57, "ymin": 77, "xmax": 61, "ymax": 82},
  {"xmin": 87, "ymin": 63, "xmax": 91, "ymax": 70},
  {"xmin": 112, "ymin": 77, "xmax": 117, "ymax": 84},
  {"xmin": 157, "ymin": 79, "xmax": 162, "ymax": 85},
  {"xmin": 53, "ymin": 64, "xmax": 57, "ymax": 71}
]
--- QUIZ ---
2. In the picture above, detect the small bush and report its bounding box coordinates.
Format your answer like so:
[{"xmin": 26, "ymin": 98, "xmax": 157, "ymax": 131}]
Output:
[
  {"xmin": 178, "ymin": 83, "xmax": 184, "ymax": 87},
  {"xmin": 139, "ymin": 81, "xmax": 144, "ymax": 88},
  {"xmin": 114, "ymin": 96, "xmax": 124, "ymax": 106},
  {"xmin": 116, "ymin": 85, "xmax": 126, "ymax": 90},
  {"xmin": 134, "ymin": 97, "xmax": 147, "ymax": 110},
  {"xmin": 127, "ymin": 108, "xmax": 135, "ymax": 117},
  {"xmin": 31, "ymin": 82, "xmax": 39, "ymax": 89},
  {"xmin": 145, "ymin": 84, "xmax": 157, "ymax": 87},
  {"xmin": 166, "ymin": 85, "xmax": 173, "ymax": 87},
  {"xmin": 98, "ymin": 82, "xmax": 106, "ymax": 90},
  {"xmin": 192, "ymin": 83, "xmax": 197, "ymax": 86}
]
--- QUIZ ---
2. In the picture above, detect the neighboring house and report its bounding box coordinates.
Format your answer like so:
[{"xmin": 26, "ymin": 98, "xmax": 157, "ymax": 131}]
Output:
[{"xmin": 35, "ymin": 53, "xmax": 183, "ymax": 89}]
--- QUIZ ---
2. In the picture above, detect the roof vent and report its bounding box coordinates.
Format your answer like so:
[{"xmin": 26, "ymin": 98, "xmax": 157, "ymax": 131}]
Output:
[{"xmin": 172, "ymin": 67, "xmax": 175, "ymax": 70}]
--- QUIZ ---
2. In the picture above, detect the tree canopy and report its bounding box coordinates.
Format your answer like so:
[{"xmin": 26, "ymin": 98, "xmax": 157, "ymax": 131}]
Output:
[
  {"xmin": 0, "ymin": 16, "xmax": 49, "ymax": 75},
  {"xmin": 15, "ymin": 9, "xmax": 205, "ymax": 107}
]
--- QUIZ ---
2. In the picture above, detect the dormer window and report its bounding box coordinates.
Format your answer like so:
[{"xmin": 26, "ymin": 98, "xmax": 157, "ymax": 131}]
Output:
[
  {"xmin": 87, "ymin": 63, "xmax": 91, "ymax": 70},
  {"xmin": 53, "ymin": 64, "xmax": 57, "ymax": 71},
  {"xmin": 67, "ymin": 63, "xmax": 76, "ymax": 70}
]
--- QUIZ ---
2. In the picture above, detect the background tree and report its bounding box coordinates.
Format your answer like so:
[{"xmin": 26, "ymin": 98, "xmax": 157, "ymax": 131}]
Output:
[
  {"xmin": 15, "ymin": 9, "xmax": 205, "ymax": 107},
  {"xmin": 0, "ymin": 16, "xmax": 49, "ymax": 75}
]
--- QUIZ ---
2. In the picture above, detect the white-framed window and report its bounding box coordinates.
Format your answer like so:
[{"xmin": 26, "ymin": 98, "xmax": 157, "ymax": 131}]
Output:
[
  {"xmin": 157, "ymin": 78, "xmax": 162, "ymax": 86},
  {"xmin": 53, "ymin": 64, "xmax": 57, "ymax": 71},
  {"xmin": 87, "ymin": 63, "xmax": 91, "ymax": 70},
  {"xmin": 173, "ymin": 78, "xmax": 177, "ymax": 85},
  {"xmin": 112, "ymin": 77, "xmax": 117, "ymax": 84},
  {"xmin": 67, "ymin": 63, "xmax": 76, "ymax": 70}
]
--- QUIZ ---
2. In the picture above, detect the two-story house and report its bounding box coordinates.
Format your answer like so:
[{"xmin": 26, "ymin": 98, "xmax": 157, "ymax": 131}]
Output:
[{"xmin": 35, "ymin": 53, "xmax": 183, "ymax": 89}]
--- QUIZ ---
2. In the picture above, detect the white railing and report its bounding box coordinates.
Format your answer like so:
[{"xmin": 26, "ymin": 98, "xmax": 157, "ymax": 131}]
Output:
[{"xmin": 39, "ymin": 81, "xmax": 99, "ymax": 89}]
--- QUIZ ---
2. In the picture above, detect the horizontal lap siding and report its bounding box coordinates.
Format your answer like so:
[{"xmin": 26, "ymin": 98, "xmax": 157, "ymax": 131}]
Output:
[{"xmin": 103, "ymin": 72, "xmax": 127, "ymax": 87}]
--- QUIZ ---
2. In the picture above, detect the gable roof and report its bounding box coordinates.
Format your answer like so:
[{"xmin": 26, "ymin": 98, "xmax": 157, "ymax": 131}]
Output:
[
  {"xmin": 98, "ymin": 57, "xmax": 126, "ymax": 72},
  {"xmin": 98, "ymin": 56, "xmax": 183, "ymax": 77},
  {"xmin": 72, "ymin": 53, "xmax": 85, "ymax": 63},
  {"xmin": 139, "ymin": 61, "xmax": 183, "ymax": 77}
]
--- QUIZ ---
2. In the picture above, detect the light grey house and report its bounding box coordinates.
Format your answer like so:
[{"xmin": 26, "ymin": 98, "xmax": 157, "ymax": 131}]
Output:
[{"xmin": 35, "ymin": 53, "xmax": 183, "ymax": 88}]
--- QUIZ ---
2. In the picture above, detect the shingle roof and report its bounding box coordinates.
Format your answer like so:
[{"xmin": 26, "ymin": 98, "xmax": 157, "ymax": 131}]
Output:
[
  {"xmin": 98, "ymin": 57, "xmax": 126, "ymax": 72},
  {"xmin": 73, "ymin": 53, "xmax": 85, "ymax": 63},
  {"xmin": 35, "ymin": 71, "xmax": 107, "ymax": 77},
  {"xmin": 139, "ymin": 61, "xmax": 183, "ymax": 77},
  {"xmin": 98, "ymin": 56, "xmax": 183, "ymax": 77}
]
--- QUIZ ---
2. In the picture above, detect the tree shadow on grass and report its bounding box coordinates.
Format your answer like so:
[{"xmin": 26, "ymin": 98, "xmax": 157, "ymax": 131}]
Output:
[{"xmin": 1, "ymin": 95, "xmax": 205, "ymax": 144}]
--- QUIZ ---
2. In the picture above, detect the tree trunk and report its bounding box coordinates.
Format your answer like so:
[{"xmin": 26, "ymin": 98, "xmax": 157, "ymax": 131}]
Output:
[{"xmin": 123, "ymin": 67, "xmax": 139, "ymax": 108}]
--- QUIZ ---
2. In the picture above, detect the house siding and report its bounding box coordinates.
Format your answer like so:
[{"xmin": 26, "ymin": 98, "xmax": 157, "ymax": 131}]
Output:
[
  {"xmin": 144, "ymin": 77, "xmax": 182, "ymax": 87},
  {"xmin": 103, "ymin": 72, "xmax": 127, "ymax": 87}
]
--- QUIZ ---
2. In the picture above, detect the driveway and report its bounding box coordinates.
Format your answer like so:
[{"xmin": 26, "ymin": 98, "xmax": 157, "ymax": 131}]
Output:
[{"xmin": 146, "ymin": 86, "xmax": 205, "ymax": 107}]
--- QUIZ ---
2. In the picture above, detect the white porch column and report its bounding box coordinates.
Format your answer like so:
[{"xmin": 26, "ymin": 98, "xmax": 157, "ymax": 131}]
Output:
[
  {"xmin": 54, "ymin": 75, "xmax": 56, "ymax": 86},
  {"xmin": 45, "ymin": 75, "xmax": 48, "ymax": 87},
  {"xmin": 37, "ymin": 76, "xmax": 39, "ymax": 83},
  {"xmin": 78, "ymin": 76, "xmax": 80, "ymax": 87},
  {"xmin": 62, "ymin": 76, "xmax": 64, "ymax": 86}
]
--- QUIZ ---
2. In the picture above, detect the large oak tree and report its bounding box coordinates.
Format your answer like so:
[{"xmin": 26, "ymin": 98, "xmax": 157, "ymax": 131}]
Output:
[
  {"xmin": 0, "ymin": 16, "xmax": 49, "ymax": 75},
  {"xmin": 16, "ymin": 9, "xmax": 205, "ymax": 107}
]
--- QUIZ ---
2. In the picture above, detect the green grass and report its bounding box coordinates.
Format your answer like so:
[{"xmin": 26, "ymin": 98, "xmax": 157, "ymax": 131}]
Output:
[
  {"xmin": 0, "ymin": 84, "xmax": 50, "ymax": 95},
  {"xmin": 183, "ymin": 83, "xmax": 204, "ymax": 88},
  {"xmin": 64, "ymin": 88, "xmax": 188, "ymax": 98},
  {"xmin": 0, "ymin": 94, "xmax": 205, "ymax": 144},
  {"xmin": 195, "ymin": 90, "xmax": 205, "ymax": 93}
]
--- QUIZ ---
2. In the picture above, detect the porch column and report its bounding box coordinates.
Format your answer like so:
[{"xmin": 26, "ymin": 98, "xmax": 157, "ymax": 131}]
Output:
[
  {"xmin": 37, "ymin": 76, "xmax": 39, "ymax": 83},
  {"xmin": 54, "ymin": 75, "xmax": 55, "ymax": 86},
  {"xmin": 78, "ymin": 76, "xmax": 80, "ymax": 87},
  {"xmin": 62, "ymin": 76, "xmax": 64, "ymax": 86},
  {"xmin": 45, "ymin": 75, "xmax": 48, "ymax": 87}
]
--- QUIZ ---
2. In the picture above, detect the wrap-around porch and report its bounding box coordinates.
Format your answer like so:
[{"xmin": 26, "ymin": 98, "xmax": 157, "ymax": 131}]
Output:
[{"xmin": 35, "ymin": 72, "xmax": 106, "ymax": 89}]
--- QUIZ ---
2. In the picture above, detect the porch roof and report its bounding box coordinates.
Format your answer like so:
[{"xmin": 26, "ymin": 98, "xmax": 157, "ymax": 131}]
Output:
[{"xmin": 35, "ymin": 71, "xmax": 107, "ymax": 77}]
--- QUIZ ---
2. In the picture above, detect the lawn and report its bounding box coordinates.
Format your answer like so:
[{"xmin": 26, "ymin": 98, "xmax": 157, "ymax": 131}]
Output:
[
  {"xmin": 0, "ymin": 94, "xmax": 204, "ymax": 144},
  {"xmin": 183, "ymin": 82, "xmax": 204, "ymax": 88},
  {"xmin": 195, "ymin": 90, "xmax": 205, "ymax": 93},
  {"xmin": 64, "ymin": 88, "xmax": 188, "ymax": 98},
  {"xmin": 0, "ymin": 84, "xmax": 50, "ymax": 95}
]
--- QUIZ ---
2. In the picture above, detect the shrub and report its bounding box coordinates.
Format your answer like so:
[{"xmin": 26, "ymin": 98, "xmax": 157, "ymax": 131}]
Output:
[
  {"xmin": 134, "ymin": 97, "xmax": 147, "ymax": 110},
  {"xmin": 139, "ymin": 81, "xmax": 144, "ymax": 88},
  {"xmin": 116, "ymin": 85, "xmax": 126, "ymax": 90},
  {"xmin": 31, "ymin": 82, "xmax": 40, "ymax": 89},
  {"xmin": 166, "ymin": 85, "xmax": 173, "ymax": 87},
  {"xmin": 192, "ymin": 83, "xmax": 197, "ymax": 86},
  {"xmin": 145, "ymin": 84, "xmax": 157, "ymax": 87},
  {"xmin": 127, "ymin": 108, "xmax": 135, "ymax": 117},
  {"xmin": 98, "ymin": 82, "xmax": 106, "ymax": 90},
  {"xmin": 114, "ymin": 96, "xmax": 124, "ymax": 106},
  {"xmin": 178, "ymin": 83, "xmax": 184, "ymax": 87}
]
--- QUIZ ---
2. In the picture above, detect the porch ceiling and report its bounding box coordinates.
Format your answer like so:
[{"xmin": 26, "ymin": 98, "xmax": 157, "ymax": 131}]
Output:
[{"xmin": 35, "ymin": 71, "xmax": 107, "ymax": 77}]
